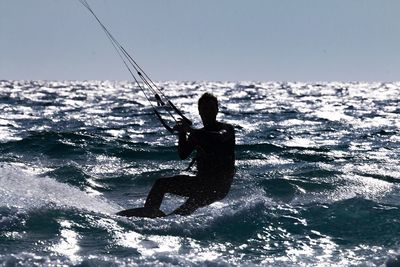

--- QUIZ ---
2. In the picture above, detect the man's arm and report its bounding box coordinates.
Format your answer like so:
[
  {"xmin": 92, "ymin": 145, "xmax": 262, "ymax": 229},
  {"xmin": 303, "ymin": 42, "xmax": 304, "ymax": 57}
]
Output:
[{"xmin": 178, "ymin": 132, "xmax": 194, "ymax": 159}]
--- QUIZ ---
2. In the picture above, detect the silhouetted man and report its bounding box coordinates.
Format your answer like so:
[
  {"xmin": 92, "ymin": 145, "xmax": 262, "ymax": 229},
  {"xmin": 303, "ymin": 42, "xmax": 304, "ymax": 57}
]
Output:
[{"xmin": 144, "ymin": 92, "xmax": 235, "ymax": 216}]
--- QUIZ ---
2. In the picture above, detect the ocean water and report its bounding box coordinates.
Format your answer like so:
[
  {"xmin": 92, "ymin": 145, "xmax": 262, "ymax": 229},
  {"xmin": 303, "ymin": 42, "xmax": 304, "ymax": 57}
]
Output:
[{"xmin": 0, "ymin": 80, "xmax": 399, "ymax": 266}]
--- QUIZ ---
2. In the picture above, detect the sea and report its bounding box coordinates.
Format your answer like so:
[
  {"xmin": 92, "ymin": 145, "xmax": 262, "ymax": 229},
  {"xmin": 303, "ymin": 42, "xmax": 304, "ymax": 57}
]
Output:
[{"xmin": 0, "ymin": 80, "xmax": 399, "ymax": 267}]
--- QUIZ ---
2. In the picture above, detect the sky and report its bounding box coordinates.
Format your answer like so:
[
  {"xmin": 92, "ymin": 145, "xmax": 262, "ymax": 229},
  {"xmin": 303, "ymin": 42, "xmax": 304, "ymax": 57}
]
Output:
[{"xmin": 0, "ymin": 0, "xmax": 399, "ymax": 82}]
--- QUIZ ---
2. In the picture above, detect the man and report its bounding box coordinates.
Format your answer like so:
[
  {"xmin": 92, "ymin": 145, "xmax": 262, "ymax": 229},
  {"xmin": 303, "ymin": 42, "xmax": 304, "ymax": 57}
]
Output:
[{"xmin": 144, "ymin": 92, "xmax": 235, "ymax": 216}]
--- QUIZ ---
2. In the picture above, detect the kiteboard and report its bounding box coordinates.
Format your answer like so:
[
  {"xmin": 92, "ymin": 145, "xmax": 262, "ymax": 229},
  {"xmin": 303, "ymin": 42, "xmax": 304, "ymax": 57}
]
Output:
[{"xmin": 116, "ymin": 207, "xmax": 166, "ymax": 218}]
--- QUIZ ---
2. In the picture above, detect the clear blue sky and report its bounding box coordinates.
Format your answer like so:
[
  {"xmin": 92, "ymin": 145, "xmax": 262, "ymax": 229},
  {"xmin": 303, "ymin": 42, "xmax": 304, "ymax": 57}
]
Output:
[{"xmin": 1, "ymin": 0, "xmax": 399, "ymax": 81}]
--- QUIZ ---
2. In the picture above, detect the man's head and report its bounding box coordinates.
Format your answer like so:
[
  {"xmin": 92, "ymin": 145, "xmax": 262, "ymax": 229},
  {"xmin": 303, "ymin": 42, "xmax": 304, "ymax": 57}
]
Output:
[{"xmin": 198, "ymin": 93, "xmax": 218, "ymax": 128}]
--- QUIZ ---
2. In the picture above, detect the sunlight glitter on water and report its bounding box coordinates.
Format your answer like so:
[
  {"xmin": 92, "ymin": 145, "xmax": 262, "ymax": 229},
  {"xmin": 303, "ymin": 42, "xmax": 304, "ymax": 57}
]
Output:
[
  {"xmin": 52, "ymin": 220, "xmax": 81, "ymax": 263},
  {"xmin": 1, "ymin": 80, "xmax": 399, "ymax": 266}
]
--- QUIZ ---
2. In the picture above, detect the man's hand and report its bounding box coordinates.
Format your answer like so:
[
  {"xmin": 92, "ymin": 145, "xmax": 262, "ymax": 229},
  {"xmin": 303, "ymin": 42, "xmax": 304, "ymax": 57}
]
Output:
[{"xmin": 173, "ymin": 118, "xmax": 192, "ymax": 134}]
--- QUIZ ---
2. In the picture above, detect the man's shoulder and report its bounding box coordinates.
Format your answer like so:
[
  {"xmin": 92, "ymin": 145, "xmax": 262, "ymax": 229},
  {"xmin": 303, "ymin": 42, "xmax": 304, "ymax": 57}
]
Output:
[{"xmin": 218, "ymin": 121, "xmax": 234, "ymax": 131}]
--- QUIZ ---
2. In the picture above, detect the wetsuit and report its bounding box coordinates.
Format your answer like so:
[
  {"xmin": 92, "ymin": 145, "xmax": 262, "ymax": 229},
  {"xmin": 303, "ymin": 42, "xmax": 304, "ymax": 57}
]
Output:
[{"xmin": 144, "ymin": 121, "xmax": 235, "ymax": 215}]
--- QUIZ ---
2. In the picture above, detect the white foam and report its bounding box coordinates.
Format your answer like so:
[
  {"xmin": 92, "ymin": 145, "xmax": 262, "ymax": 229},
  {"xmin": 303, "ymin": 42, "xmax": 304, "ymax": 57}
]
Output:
[{"xmin": 0, "ymin": 164, "xmax": 121, "ymax": 214}]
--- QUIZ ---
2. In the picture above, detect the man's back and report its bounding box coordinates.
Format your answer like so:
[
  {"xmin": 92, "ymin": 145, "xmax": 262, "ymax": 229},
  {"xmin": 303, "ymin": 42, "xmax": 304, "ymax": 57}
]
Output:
[{"xmin": 194, "ymin": 121, "xmax": 235, "ymax": 179}]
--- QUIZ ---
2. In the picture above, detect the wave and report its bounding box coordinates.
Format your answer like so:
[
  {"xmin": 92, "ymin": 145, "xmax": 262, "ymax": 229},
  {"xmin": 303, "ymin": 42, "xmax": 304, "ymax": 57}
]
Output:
[
  {"xmin": 0, "ymin": 131, "xmax": 178, "ymax": 161},
  {"xmin": 301, "ymin": 197, "xmax": 400, "ymax": 245},
  {"xmin": 0, "ymin": 164, "xmax": 120, "ymax": 215}
]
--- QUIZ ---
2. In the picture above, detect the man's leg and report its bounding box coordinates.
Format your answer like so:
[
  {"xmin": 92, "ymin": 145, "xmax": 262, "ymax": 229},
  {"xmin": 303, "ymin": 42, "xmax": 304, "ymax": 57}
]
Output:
[
  {"xmin": 171, "ymin": 197, "xmax": 210, "ymax": 216},
  {"xmin": 171, "ymin": 187, "xmax": 230, "ymax": 216},
  {"xmin": 144, "ymin": 175, "xmax": 198, "ymax": 210}
]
